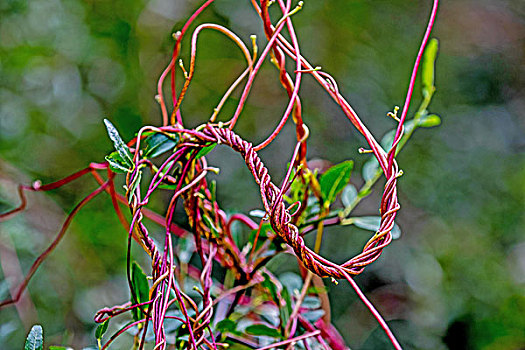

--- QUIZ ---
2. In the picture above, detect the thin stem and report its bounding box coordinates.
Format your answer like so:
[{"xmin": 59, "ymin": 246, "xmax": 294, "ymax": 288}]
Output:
[
  {"xmin": 257, "ymin": 330, "xmax": 321, "ymax": 350},
  {"xmin": 227, "ymin": 1, "xmax": 296, "ymax": 130},
  {"xmin": 0, "ymin": 181, "xmax": 109, "ymax": 307},
  {"xmin": 387, "ymin": 0, "xmax": 439, "ymax": 174},
  {"xmin": 341, "ymin": 269, "xmax": 402, "ymax": 350},
  {"xmin": 171, "ymin": 23, "xmax": 254, "ymax": 124}
]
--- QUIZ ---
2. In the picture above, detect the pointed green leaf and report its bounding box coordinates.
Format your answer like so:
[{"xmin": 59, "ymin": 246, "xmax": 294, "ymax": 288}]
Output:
[
  {"xmin": 95, "ymin": 319, "xmax": 109, "ymax": 340},
  {"xmin": 418, "ymin": 114, "xmax": 441, "ymax": 128},
  {"xmin": 319, "ymin": 160, "xmax": 354, "ymax": 204},
  {"xmin": 105, "ymin": 151, "xmax": 130, "ymax": 173},
  {"xmin": 341, "ymin": 184, "xmax": 358, "ymax": 207},
  {"xmin": 422, "ymin": 38, "xmax": 439, "ymax": 96},
  {"xmin": 24, "ymin": 325, "xmax": 43, "ymax": 350},
  {"xmin": 195, "ymin": 144, "xmax": 217, "ymax": 159},
  {"xmin": 262, "ymin": 272, "xmax": 279, "ymax": 304},
  {"xmin": 49, "ymin": 346, "xmax": 72, "ymax": 350},
  {"xmin": 144, "ymin": 133, "xmax": 179, "ymax": 158},
  {"xmin": 346, "ymin": 216, "xmax": 401, "ymax": 239},
  {"xmin": 103, "ymin": 119, "xmax": 133, "ymax": 167},
  {"xmin": 131, "ymin": 262, "xmax": 150, "ymax": 322},
  {"xmin": 352, "ymin": 216, "xmax": 381, "ymax": 231},
  {"xmin": 362, "ymin": 158, "xmax": 379, "ymax": 182},
  {"xmin": 279, "ymin": 286, "xmax": 292, "ymax": 327},
  {"xmin": 245, "ymin": 324, "xmax": 282, "ymax": 338}
]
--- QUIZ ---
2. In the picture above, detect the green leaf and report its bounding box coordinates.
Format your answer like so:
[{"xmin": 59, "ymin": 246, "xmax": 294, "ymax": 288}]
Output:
[
  {"xmin": 380, "ymin": 130, "xmax": 396, "ymax": 151},
  {"xmin": 103, "ymin": 119, "xmax": 133, "ymax": 167},
  {"xmin": 245, "ymin": 324, "xmax": 282, "ymax": 338},
  {"xmin": 95, "ymin": 319, "xmax": 109, "ymax": 340},
  {"xmin": 362, "ymin": 158, "xmax": 379, "ymax": 182},
  {"xmin": 306, "ymin": 196, "xmax": 320, "ymax": 217},
  {"xmin": 105, "ymin": 151, "xmax": 130, "ymax": 173},
  {"xmin": 127, "ymin": 170, "xmax": 142, "ymax": 203},
  {"xmin": 157, "ymin": 183, "xmax": 178, "ymax": 190},
  {"xmin": 144, "ymin": 133, "xmax": 179, "ymax": 158},
  {"xmin": 347, "ymin": 216, "xmax": 401, "ymax": 239},
  {"xmin": 341, "ymin": 184, "xmax": 358, "ymax": 207},
  {"xmin": 216, "ymin": 319, "xmax": 238, "ymax": 334},
  {"xmin": 287, "ymin": 167, "xmax": 307, "ymax": 204},
  {"xmin": 262, "ymin": 272, "xmax": 279, "ymax": 304},
  {"xmin": 422, "ymin": 38, "xmax": 439, "ymax": 96},
  {"xmin": 156, "ymin": 160, "xmax": 179, "ymax": 189},
  {"xmin": 195, "ymin": 144, "xmax": 217, "ymax": 159},
  {"xmin": 280, "ymin": 286, "xmax": 292, "ymax": 327},
  {"xmin": 248, "ymin": 223, "xmax": 280, "ymax": 253},
  {"xmin": 131, "ymin": 262, "xmax": 150, "ymax": 322},
  {"xmin": 249, "ymin": 223, "xmax": 273, "ymax": 240},
  {"xmin": 49, "ymin": 347, "xmax": 72, "ymax": 350},
  {"xmin": 319, "ymin": 160, "xmax": 354, "ymax": 204},
  {"xmin": 279, "ymin": 272, "xmax": 303, "ymax": 295},
  {"xmin": 302, "ymin": 296, "xmax": 321, "ymax": 309},
  {"xmin": 418, "ymin": 114, "xmax": 441, "ymax": 128},
  {"xmin": 403, "ymin": 119, "xmax": 417, "ymax": 135},
  {"xmin": 24, "ymin": 325, "xmax": 43, "ymax": 350},
  {"xmin": 302, "ymin": 309, "xmax": 325, "ymax": 323},
  {"xmin": 249, "ymin": 209, "xmax": 267, "ymax": 218}
]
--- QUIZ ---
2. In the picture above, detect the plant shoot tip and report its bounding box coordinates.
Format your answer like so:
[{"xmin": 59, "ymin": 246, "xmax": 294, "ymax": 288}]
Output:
[
  {"xmin": 358, "ymin": 148, "xmax": 372, "ymax": 154},
  {"xmin": 32, "ymin": 180, "xmax": 42, "ymax": 189}
]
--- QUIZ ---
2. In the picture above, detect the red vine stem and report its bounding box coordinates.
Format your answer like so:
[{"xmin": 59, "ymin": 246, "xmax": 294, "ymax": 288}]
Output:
[
  {"xmin": 253, "ymin": 0, "xmax": 305, "ymax": 152},
  {"xmin": 171, "ymin": 23, "xmax": 254, "ymax": 124},
  {"xmin": 226, "ymin": 2, "xmax": 296, "ymax": 130},
  {"xmin": 257, "ymin": 330, "xmax": 321, "ymax": 350},
  {"xmin": 0, "ymin": 180, "xmax": 109, "ymax": 308},
  {"xmin": 157, "ymin": 0, "xmax": 216, "ymax": 126},
  {"xmin": 341, "ymin": 269, "xmax": 402, "ymax": 350},
  {"xmin": 387, "ymin": 0, "xmax": 439, "ymax": 175},
  {"xmin": 186, "ymin": 125, "xmax": 397, "ymax": 278}
]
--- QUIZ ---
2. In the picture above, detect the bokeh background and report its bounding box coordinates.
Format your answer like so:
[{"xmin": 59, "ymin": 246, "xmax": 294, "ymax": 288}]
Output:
[{"xmin": 0, "ymin": 0, "xmax": 524, "ymax": 349}]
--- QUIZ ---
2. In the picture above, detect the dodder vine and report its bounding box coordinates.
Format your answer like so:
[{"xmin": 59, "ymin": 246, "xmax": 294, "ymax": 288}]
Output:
[{"xmin": 2, "ymin": 1, "xmax": 440, "ymax": 349}]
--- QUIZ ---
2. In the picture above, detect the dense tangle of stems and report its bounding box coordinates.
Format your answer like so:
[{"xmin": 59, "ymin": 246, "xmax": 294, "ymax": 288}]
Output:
[{"xmin": 1, "ymin": 1, "xmax": 439, "ymax": 349}]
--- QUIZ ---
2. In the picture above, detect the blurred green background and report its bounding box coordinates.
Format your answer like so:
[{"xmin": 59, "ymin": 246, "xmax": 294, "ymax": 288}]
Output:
[{"xmin": 0, "ymin": 0, "xmax": 524, "ymax": 349}]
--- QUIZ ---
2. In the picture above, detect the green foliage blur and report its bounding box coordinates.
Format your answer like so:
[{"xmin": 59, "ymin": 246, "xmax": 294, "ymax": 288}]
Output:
[{"xmin": 1, "ymin": 0, "xmax": 524, "ymax": 349}]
